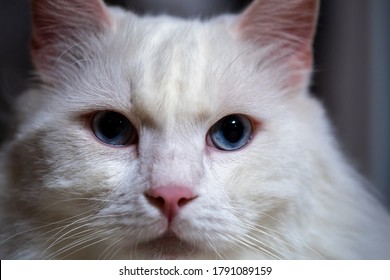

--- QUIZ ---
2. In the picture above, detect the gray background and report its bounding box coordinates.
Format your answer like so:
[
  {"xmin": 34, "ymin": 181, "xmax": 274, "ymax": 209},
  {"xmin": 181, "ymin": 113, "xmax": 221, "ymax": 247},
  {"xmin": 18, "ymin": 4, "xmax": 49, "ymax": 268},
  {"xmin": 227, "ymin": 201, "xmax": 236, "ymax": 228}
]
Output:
[{"xmin": 0, "ymin": 0, "xmax": 389, "ymax": 207}]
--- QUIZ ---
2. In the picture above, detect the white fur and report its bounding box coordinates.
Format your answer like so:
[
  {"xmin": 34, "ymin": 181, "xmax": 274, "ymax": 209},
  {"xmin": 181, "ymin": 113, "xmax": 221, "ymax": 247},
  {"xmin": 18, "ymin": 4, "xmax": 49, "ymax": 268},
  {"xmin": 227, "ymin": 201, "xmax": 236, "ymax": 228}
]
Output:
[{"xmin": 0, "ymin": 0, "xmax": 389, "ymax": 259}]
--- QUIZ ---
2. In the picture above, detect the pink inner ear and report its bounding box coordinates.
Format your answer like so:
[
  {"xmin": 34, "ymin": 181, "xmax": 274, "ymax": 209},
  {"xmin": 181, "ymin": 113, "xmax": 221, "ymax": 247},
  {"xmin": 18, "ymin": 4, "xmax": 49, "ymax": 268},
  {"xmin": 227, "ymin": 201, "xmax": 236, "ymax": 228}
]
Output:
[
  {"xmin": 236, "ymin": 0, "xmax": 319, "ymax": 68},
  {"xmin": 30, "ymin": 0, "xmax": 111, "ymax": 67}
]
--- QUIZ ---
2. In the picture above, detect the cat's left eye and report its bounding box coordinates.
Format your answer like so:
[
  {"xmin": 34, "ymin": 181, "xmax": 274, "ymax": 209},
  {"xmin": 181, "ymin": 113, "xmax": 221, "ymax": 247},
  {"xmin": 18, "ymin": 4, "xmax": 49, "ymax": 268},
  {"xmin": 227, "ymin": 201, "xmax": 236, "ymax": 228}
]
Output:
[
  {"xmin": 207, "ymin": 114, "xmax": 253, "ymax": 151},
  {"xmin": 91, "ymin": 111, "xmax": 137, "ymax": 146}
]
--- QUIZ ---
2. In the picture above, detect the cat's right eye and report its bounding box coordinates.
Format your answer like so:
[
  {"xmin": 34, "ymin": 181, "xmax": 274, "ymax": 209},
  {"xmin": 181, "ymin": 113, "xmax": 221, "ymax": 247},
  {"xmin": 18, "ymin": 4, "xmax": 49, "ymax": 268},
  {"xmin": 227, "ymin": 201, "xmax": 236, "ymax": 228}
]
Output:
[{"xmin": 91, "ymin": 111, "xmax": 137, "ymax": 146}]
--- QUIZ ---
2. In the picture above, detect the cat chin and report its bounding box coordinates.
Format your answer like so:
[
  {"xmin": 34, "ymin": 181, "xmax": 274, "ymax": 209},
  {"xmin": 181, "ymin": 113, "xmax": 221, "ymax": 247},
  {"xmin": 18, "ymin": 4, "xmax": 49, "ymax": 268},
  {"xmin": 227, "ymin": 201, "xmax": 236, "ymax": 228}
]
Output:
[{"xmin": 130, "ymin": 232, "xmax": 204, "ymax": 260}]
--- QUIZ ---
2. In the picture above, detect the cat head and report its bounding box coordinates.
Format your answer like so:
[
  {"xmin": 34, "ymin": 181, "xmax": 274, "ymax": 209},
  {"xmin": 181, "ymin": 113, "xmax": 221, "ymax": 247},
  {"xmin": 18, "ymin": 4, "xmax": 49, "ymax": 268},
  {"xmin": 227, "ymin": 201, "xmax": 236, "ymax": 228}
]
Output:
[{"xmin": 4, "ymin": 0, "xmax": 322, "ymax": 259}]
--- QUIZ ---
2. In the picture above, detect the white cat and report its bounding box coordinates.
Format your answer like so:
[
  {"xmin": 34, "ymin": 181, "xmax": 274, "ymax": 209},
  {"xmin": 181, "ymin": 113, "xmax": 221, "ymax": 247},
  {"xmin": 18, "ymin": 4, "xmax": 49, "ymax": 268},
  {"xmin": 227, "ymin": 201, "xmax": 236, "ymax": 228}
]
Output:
[{"xmin": 0, "ymin": 0, "xmax": 389, "ymax": 259}]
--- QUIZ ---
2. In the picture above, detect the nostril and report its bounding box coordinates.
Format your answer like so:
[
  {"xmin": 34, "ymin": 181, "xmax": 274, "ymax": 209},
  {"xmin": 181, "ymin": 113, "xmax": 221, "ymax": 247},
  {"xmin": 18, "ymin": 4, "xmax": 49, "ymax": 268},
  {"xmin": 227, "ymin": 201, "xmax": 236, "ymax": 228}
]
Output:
[
  {"xmin": 145, "ymin": 194, "xmax": 165, "ymax": 210},
  {"xmin": 178, "ymin": 197, "xmax": 194, "ymax": 207}
]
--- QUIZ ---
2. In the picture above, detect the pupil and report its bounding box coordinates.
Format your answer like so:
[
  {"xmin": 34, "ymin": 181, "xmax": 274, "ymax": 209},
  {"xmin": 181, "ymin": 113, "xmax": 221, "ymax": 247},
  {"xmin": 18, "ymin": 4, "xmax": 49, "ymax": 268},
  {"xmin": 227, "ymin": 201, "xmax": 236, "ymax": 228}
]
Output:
[
  {"xmin": 101, "ymin": 115, "xmax": 125, "ymax": 139},
  {"xmin": 222, "ymin": 117, "xmax": 243, "ymax": 143}
]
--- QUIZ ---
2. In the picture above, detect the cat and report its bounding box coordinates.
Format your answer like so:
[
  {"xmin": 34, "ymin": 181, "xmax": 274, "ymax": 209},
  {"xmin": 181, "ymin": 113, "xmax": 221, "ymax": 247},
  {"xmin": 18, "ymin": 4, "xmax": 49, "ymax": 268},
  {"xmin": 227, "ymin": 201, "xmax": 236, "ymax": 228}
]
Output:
[{"xmin": 0, "ymin": 0, "xmax": 389, "ymax": 260}]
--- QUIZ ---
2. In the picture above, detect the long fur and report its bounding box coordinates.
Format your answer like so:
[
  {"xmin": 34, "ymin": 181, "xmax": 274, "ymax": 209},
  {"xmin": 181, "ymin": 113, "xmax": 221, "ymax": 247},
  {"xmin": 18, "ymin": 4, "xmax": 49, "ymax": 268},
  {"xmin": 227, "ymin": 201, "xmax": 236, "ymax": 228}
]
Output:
[{"xmin": 0, "ymin": 0, "xmax": 389, "ymax": 259}]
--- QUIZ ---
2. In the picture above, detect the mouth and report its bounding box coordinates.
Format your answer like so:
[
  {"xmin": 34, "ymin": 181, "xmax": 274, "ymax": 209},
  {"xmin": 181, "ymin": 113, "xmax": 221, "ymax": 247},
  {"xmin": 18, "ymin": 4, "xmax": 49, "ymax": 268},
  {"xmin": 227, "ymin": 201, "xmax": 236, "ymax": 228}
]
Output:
[{"xmin": 137, "ymin": 232, "xmax": 199, "ymax": 259}]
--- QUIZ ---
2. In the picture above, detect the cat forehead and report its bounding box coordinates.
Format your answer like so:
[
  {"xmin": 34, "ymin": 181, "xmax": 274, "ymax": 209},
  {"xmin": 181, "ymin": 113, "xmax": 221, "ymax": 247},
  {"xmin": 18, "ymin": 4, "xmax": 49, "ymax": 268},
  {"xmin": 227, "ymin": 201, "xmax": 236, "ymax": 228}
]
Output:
[{"xmin": 101, "ymin": 13, "xmax": 257, "ymax": 126}]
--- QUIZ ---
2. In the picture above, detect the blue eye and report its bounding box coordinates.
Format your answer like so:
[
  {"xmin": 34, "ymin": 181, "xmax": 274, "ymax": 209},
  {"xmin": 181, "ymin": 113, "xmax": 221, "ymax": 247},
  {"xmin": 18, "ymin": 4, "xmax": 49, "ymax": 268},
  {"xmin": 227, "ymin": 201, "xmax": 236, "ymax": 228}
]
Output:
[
  {"xmin": 208, "ymin": 114, "xmax": 253, "ymax": 151},
  {"xmin": 91, "ymin": 111, "xmax": 137, "ymax": 146}
]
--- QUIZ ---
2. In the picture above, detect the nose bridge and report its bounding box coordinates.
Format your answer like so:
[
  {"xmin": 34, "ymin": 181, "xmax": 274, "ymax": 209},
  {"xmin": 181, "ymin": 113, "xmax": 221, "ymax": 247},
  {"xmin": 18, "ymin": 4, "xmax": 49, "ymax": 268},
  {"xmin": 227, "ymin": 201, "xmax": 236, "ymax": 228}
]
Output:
[
  {"xmin": 143, "ymin": 134, "xmax": 203, "ymax": 188},
  {"xmin": 156, "ymin": 140, "xmax": 202, "ymax": 187}
]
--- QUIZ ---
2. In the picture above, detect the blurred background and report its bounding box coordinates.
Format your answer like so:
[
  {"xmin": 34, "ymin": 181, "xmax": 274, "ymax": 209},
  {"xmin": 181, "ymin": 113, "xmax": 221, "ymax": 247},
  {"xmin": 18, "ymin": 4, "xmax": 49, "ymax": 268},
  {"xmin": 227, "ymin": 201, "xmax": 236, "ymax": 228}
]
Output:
[{"xmin": 0, "ymin": 0, "xmax": 389, "ymax": 207}]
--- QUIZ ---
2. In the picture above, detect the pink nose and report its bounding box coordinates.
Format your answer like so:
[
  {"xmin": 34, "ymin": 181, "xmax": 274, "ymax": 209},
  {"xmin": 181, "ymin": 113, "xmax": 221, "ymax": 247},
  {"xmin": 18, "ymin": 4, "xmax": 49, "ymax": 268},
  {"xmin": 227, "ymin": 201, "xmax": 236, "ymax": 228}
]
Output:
[{"xmin": 145, "ymin": 187, "xmax": 196, "ymax": 222}]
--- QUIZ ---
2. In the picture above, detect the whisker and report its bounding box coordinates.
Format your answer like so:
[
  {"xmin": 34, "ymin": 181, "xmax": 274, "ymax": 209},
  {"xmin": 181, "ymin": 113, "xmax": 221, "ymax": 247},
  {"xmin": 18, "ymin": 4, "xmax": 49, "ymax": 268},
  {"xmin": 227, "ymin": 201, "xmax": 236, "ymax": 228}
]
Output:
[
  {"xmin": 54, "ymin": 42, "xmax": 86, "ymax": 66},
  {"xmin": 108, "ymin": 246, "xmax": 123, "ymax": 260},
  {"xmin": 0, "ymin": 210, "xmax": 95, "ymax": 247},
  {"xmin": 42, "ymin": 223, "xmax": 95, "ymax": 255},
  {"xmin": 44, "ymin": 214, "xmax": 96, "ymax": 247},
  {"xmin": 222, "ymin": 48, "xmax": 252, "ymax": 76},
  {"xmin": 98, "ymin": 235, "xmax": 125, "ymax": 260},
  {"xmin": 241, "ymin": 231, "xmax": 287, "ymax": 259},
  {"xmin": 204, "ymin": 233, "xmax": 225, "ymax": 260},
  {"xmin": 251, "ymin": 223, "xmax": 324, "ymax": 259},
  {"xmin": 45, "ymin": 228, "xmax": 115, "ymax": 259},
  {"xmin": 227, "ymin": 205, "xmax": 325, "ymax": 259},
  {"xmin": 223, "ymin": 233, "xmax": 281, "ymax": 259}
]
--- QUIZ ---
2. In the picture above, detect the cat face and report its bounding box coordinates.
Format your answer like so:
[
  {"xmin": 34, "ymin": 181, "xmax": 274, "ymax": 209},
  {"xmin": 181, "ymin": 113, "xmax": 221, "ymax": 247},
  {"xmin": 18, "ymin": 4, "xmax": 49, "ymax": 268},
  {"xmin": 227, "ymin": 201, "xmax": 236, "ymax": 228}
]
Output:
[{"xmin": 2, "ymin": 0, "xmax": 321, "ymax": 259}]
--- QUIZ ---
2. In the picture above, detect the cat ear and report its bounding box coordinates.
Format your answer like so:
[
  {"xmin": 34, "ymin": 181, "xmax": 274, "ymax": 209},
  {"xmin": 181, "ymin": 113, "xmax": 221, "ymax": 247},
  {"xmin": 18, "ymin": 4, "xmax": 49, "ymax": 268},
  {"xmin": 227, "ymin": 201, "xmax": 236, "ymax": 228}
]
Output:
[
  {"xmin": 30, "ymin": 0, "xmax": 112, "ymax": 74},
  {"xmin": 235, "ymin": 0, "xmax": 319, "ymax": 81}
]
